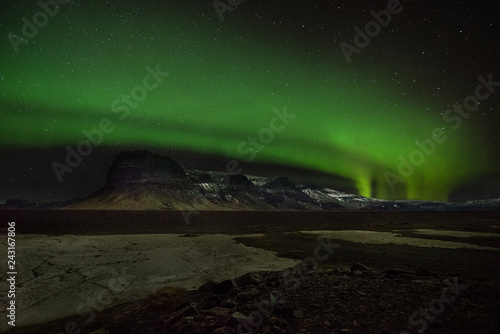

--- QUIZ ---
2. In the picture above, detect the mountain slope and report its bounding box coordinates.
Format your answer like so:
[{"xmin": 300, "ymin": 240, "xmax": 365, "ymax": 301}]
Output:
[{"xmin": 3, "ymin": 150, "xmax": 499, "ymax": 211}]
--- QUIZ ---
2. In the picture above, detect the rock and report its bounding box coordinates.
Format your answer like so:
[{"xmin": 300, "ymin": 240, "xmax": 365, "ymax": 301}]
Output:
[
  {"xmin": 227, "ymin": 311, "xmax": 248, "ymax": 327},
  {"xmin": 338, "ymin": 268, "xmax": 351, "ymax": 275},
  {"xmin": 236, "ymin": 273, "xmax": 264, "ymax": 286},
  {"xmin": 213, "ymin": 279, "xmax": 236, "ymax": 295},
  {"xmin": 203, "ymin": 295, "xmax": 220, "ymax": 308},
  {"xmin": 149, "ymin": 286, "xmax": 189, "ymax": 309},
  {"xmin": 415, "ymin": 268, "xmax": 440, "ymax": 278},
  {"xmin": 213, "ymin": 326, "xmax": 234, "ymax": 334},
  {"xmin": 220, "ymin": 298, "xmax": 237, "ymax": 308},
  {"xmin": 224, "ymin": 287, "xmax": 242, "ymax": 299},
  {"xmin": 271, "ymin": 325, "xmax": 282, "ymax": 332},
  {"xmin": 380, "ymin": 269, "xmax": 412, "ymax": 277},
  {"xmin": 325, "ymin": 268, "xmax": 339, "ymax": 275},
  {"xmin": 198, "ymin": 280, "xmax": 217, "ymax": 293},
  {"xmin": 89, "ymin": 330, "xmax": 108, "ymax": 334},
  {"xmin": 235, "ymin": 288, "xmax": 259, "ymax": 304},
  {"xmin": 207, "ymin": 307, "xmax": 233, "ymax": 319},
  {"xmin": 350, "ymin": 262, "xmax": 369, "ymax": 272},
  {"xmin": 230, "ymin": 311, "xmax": 248, "ymax": 320},
  {"xmin": 293, "ymin": 310, "xmax": 304, "ymax": 319}
]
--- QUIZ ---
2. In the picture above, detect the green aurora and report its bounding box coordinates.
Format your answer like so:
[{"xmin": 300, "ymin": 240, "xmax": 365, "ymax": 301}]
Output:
[{"xmin": 0, "ymin": 1, "xmax": 496, "ymax": 201}]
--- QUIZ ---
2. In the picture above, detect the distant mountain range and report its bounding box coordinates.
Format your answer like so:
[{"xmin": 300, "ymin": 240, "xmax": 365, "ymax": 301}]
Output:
[{"xmin": 2, "ymin": 150, "xmax": 500, "ymax": 210}]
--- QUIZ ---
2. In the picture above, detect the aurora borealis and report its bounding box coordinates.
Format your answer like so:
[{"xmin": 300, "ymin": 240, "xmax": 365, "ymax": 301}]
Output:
[{"xmin": 1, "ymin": 0, "xmax": 499, "ymax": 201}]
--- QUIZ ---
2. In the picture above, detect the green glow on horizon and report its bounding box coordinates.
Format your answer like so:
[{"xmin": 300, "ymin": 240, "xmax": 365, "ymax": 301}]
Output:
[{"xmin": 0, "ymin": 1, "xmax": 492, "ymax": 201}]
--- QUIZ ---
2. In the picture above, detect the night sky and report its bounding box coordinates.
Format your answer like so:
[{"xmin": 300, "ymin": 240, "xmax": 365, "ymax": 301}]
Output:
[{"xmin": 1, "ymin": 0, "xmax": 499, "ymax": 202}]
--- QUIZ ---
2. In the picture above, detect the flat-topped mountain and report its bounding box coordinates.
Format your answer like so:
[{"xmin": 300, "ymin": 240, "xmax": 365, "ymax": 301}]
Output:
[
  {"xmin": 105, "ymin": 150, "xmax": 189, "ymax": 188},
  {"xmin": 65, "ymin": 150, "xmax": 343, "ymax": 210},
  {"xmin": 2, "ymin": 151, "xmax": 500, "ymax": 210}
]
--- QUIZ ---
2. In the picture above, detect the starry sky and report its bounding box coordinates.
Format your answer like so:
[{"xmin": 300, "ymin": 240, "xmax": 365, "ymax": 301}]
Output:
[{"xmin": 0, "ymin": 0, "xmax": 499, "ymax": 202}]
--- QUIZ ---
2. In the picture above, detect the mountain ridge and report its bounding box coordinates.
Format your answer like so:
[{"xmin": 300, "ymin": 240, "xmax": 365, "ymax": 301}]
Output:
[{"xmin": 2, "ymin": 150, "xmax": 500, "ymax": 211}]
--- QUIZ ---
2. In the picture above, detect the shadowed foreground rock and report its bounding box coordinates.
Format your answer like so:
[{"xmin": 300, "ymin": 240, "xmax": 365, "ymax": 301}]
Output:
[
  {"xmin": 18, "ymin": 265, "xmax": 498, "ymax": 334},
  {"xmin": 145, "ymin": 267, "xmax": 499, "ymax": 334}
]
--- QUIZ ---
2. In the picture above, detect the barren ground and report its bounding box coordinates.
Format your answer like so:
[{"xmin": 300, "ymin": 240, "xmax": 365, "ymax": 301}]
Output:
[{"xmin": 1, "ymin": 210, "xmax": 499, "ymax": 334}]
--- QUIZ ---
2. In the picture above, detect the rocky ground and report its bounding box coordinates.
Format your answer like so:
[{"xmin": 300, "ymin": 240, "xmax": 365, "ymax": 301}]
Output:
[
  {"xmin": 14, "ymin": 263, "xmax": 499, "ymax": 334},
  {"xmin": 141, "ymin": 265, "xmax": 500, "ymax": 334},
  {"xmin": 2, "ymin": 210, "xmax": 499, "ymax": 334}
]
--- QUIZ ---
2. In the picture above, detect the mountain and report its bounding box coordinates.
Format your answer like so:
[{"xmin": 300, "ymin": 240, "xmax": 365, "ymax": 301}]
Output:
[
  {"xmin": 64, "ymin": 150, "xmax": 344, "ymax": 211},
  {"xmin": 2, "ymin": 150, "xmax": 500, "ymax": 210}
]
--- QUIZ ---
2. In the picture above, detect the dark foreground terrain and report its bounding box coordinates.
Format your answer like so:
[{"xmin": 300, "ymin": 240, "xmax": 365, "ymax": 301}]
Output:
[{"xmin": 1, "ymin": 210, "xmax": 500, "ymax": 333}]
